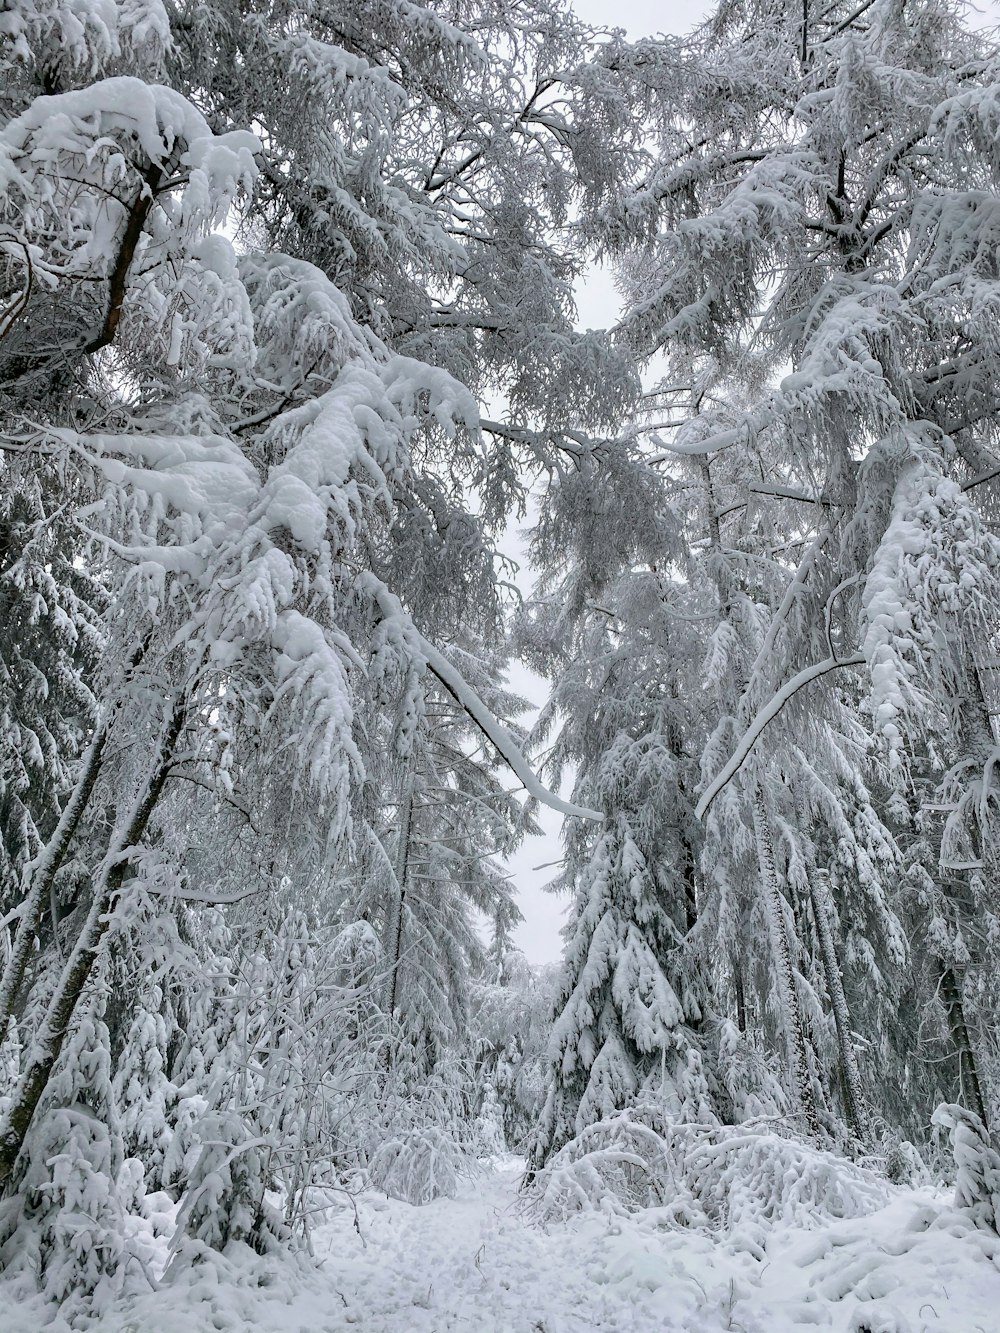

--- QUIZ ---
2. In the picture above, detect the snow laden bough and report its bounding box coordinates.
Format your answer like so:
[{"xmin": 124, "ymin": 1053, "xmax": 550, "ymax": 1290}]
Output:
[
  {"xmin": 367, "ymin": 1126, "xmax": 480, "ymax": 1207},
  {"xmin": 0, "ymin": 71, "xmax": 600, "ymax": 835},
  {"xmin": 933, "ymin": 1104, "xmax": 1000, "ymax": 1237}
]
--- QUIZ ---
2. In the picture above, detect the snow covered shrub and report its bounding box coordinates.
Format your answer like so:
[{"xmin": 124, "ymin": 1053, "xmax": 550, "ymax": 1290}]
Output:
[
  {"xmin": 112, "ymin": 984, "xmax": 175, "ymax": 1192},
  {"xmin": 174, "ymin": 1109, "xmax": 287, "ymax": 1256},
  {"xmin": 932, "ymin": 1103, "xmax": 1000, "ymax": 1233},
  {"xmin": 474, "ymin": 1085, "xmax": 506, "ymax": 1158},
  {"xmin": 878, "ymin": 1132, "xmax": 930, "ymax": 1187},
  {"xmin": 525, "ymin": 1105, "xmax": 892, "ymax": 1235},
  {"xmin": 686, "ymin": 1130, "xmax": 892, "ymax": 1237},
  {"xmin": 368, "ymin": 1126, "xmax": 478, "ymax": 1205},
  {"xmin": 524, "ymin": 1109, "xmax": 699, "ymax": 1224},
  {"xmin": 0, "ymin": 1004, "xmax": 140, "ymax": 1326}
]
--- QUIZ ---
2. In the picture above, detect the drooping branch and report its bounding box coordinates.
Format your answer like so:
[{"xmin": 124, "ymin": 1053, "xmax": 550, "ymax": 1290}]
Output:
[
  {"xmin": 420, "ymin": 636, "xmax": 603, "ymax": 822},
  {"xmin": 648, "ymin": 402, "xmax": 783, "ymax": 460},
  {"xmin": 361, "ymin": 573, "xmax": 603, "ymax": 822},
  {"xmin": 696, "ymin": 653, "xmax": 865, "ymax": 821}
]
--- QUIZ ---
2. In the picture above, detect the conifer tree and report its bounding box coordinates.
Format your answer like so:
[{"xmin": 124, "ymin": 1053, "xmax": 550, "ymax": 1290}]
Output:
[
  {"xmin": 591, "ymin": 0, "xmax": 1000, "ymax": 1135},
  {"xmin": 520, "ymin": 446, "xmax": 718, "ymax": 1166}
]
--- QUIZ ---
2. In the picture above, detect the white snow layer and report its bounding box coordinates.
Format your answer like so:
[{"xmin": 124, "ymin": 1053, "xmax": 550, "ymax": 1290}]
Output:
[{"xmin": 3, "ymin": 1160, "xmax": 1000, "ymax": 1331}]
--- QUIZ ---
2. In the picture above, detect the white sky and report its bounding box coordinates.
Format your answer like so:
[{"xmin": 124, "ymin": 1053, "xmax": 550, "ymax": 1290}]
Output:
[{"xmin": 571, "ymin": 0, "xmax": 710, "ymax": 35}]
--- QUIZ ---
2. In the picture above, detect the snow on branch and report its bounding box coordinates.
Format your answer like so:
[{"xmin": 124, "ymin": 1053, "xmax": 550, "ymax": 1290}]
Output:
[
  {"xmin": 696, "ymin": 654, "xmax": 865, "ymax": 821},
  {"xmin": 361, "ymin": 574, "xmax": 602, "ymax": 822},
  {"xmin": 421, "ymin": 637, "xmax": 602, "ymax": 821},
  {"xmin": 648, "ymin": 403, "xmax": 782, "ymax": 460}
]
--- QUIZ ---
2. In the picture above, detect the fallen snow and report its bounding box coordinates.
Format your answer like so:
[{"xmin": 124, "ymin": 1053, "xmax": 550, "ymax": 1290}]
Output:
[{"xmin": 3, "ymin": 1160, "xmax": 1000, "ymax": 1331}]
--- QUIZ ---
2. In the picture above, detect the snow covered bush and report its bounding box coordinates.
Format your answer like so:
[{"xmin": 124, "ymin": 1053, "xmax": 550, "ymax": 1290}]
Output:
[
  {"xmin": 933, "ymin": 1103, "xmax": 1000, "ymax": 1234},
  {"xmin": 686, "ymin": 1129, "xmax": 892, "ymax": 1240},
  {"xmin": 0, "ymin": 1002, "xmax": 142, "ymax": 1327},
  {"xmin": 173, "ymin": 1108, "xmax": 287, "ymax": 1256},
  {"xmin": 368, "ymin": 1126, "xmax": 478, "ymax": 1206},
  {"xmin": 526, "ymin": 1106, "xmax": 892, "ymax": 1238},
  {"xmin": 878, "ymin": 1133, "xmax": 931, "ymax": 1188},
  {"xmin": 524, "ymin": 1108, "xmax": 698, "ymax": 1224}
]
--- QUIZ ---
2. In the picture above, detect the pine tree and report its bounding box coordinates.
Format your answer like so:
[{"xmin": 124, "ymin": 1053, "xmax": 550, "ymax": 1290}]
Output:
[
  {"xmin": 519, "ymin": 445, "xmax": 718, "ymax": 1167},
  {"xmin": 112, "ymin": 984, "xmax": 174, "ymax": 1193}
]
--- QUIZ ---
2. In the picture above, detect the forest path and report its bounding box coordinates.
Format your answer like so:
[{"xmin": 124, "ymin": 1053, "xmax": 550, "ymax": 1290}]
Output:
[
  {"xmin": 314, "ymin": 1160, "xmax": 736, "ymax": 1332},
  {"xmin": 6, "ymin": 1159, "xmax": 1000, "ymax": 1330},
  {"xmin": 313, "ymin": 1161, "xmax": 1000, "ymax": 1333}
]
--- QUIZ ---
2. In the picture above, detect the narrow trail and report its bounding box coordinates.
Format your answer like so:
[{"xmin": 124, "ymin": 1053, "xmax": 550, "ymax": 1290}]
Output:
[
  {"xmin": 316, "ymin": 1162, "xmax": 725, "ymax": 1332},
  {"xmin": 7, "ymin": 1160, "xmax": 1000, "ymax": 1331},
  {"xmin": 315, "ymin": 1162, "xmax": 1000, "ymax": 1333}
]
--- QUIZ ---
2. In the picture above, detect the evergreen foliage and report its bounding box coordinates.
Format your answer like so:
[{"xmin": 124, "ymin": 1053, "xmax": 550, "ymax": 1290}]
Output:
[{"xmin": 3, "ymin": 0, "xmax": 1000, "ymax": 1320}]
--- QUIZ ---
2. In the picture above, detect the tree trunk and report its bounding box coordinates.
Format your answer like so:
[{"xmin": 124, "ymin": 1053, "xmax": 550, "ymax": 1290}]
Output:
[
  {"xmin": 940, "ymin": 963, "xmax": 988, "ymax": 1128},
  {"xmin": 0, "ymin": 634, "xmax": 150, "ymax": 1039},
  {"xmin": 0, "ymin": 693, "xmax": 185, "ymax": 1186},
  {"xmin": 680, "ymin": 824, "xmax": 698, "ymax": 935},
  {"xmin": 752, "ymin": 785, "xmax": 820, "ymax": 1135},
  {"xmin": 808, "ymin": 868, "xmax": 868, "ymax": 1142},
  {"xmin": 733, "ymin": 948, "xmax": 748, "ymax": 1034},
  {"xmin": 385, "ymin": 765, "xmax": 415, "ymax": 1023},
  {"xmin": 0, "ymin": 716, "xmax": 109, "ymax": 1040}
]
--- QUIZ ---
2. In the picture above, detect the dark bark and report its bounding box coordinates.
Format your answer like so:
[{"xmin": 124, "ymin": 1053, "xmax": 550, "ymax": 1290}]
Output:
[
  {"xmin": 940, "ymin": 964, "xmax": 988, "ymax": 1128},
  {"xmin": 808, "ymin": 869, "xmax": 868, "ymax": 1142},
  {"xmin": 83, "ymin": 162, "xmax": 166, "ymax": 355}
]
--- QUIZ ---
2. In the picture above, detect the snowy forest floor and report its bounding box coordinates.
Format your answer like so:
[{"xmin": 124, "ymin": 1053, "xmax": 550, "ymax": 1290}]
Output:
[{"xmin": 4, "ymin": 1159, "xmax": 1000, "ymax": 1332}]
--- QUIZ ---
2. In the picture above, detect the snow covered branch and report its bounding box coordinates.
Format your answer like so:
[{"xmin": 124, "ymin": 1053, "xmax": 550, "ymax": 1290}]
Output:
[
  {"xmin": 647, "ymin": 404, "xmax": 782, "ymax": 460},
  {"xmin": 419, "ymin": 638, "xmax": 603, "ymax": 822},
  {"xmin": 362, "ymin": 576, "xmax": 602, "ymax": 822},
  {"xmin": 696, "ymin": 654, "xmax": 865, "ymax": 820}
]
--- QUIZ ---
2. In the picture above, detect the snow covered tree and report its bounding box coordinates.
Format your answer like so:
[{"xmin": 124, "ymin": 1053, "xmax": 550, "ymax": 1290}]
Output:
[
  {"xmin": 0, "ymin": 0, "xmax": 635, "ymax": 1228},
  {"xmin": 519, "ymin": 444, "xmax": 720, "ymax": 1168},
  {"xmin": 933, "ymin": 1102, "xmax": 1000, "ymax": 1234},
  {"xmin": 472, "ymin": 951, "xmax": 558, "ymax": 1153},
  {"xmin": 0, "ymin": 993, "xmax": 138, "ymax": 1325},
  {"xmin": 0, "ymin": 469, "xmax": 103, "ymax": 938},
  {"xmin": 353, "ymin": 653, "xmax": 526, "ymax": 1076},
  {"xmin": 111, "ymin": 983, "xmax": 174, "ymax": 1193},
  {"xmin": 589, "ymin": 0, "xmax": 1000, "ymax": 1140}
]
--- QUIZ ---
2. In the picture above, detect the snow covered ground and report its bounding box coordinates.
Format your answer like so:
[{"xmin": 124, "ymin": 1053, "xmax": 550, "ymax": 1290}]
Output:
[{"xmin": 3, "ymin": 1158, "xmax": 1000, "ymax": 1332}]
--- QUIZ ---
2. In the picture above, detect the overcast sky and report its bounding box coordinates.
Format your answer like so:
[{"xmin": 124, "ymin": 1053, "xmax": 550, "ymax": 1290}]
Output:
[{"xmin": 571, "ymin": 0, "xmax": 709, "ymax": 36}]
